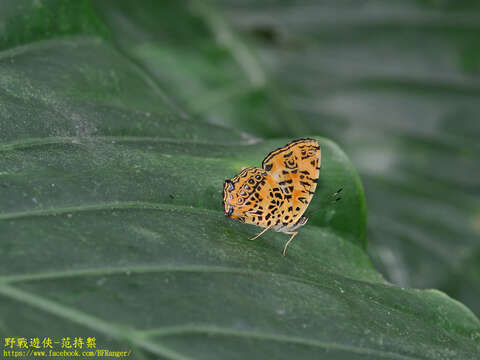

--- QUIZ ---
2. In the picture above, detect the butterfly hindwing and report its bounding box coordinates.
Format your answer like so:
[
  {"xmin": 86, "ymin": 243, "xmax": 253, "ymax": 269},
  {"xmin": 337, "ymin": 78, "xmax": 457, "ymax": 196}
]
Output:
[
  {"xmin": 223, "ymin": 167, "xmax": 287, "ymax": 229},
  {"xmin": 261, "ymin": 138, "xmax": 321, "ymax": 225}
]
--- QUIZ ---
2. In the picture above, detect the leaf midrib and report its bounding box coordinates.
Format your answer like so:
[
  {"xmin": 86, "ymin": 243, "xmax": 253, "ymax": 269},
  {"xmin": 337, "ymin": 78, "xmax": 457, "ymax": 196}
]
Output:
[
  {"xmin": 0, "ymin": 135, "xmax": 257, "ymax": 152},
  {"xmin": 0, "ymin": 201, "xmax": 211, "ymax": 220},
  {"xmin": 0, "ymin": 262, "xmax": 377, "ymax": 291}
]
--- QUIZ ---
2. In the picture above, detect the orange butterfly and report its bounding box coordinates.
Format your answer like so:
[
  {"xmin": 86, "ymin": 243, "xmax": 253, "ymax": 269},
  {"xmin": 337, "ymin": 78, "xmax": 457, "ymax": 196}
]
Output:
[{"xmin": 223, "ymin": 138, "xmax": 321, "ymax": 255}]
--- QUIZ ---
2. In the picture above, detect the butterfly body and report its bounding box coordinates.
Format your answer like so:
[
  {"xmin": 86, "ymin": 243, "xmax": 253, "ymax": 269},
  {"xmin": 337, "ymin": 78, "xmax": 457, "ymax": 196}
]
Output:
[{"xmin": 223, "ymin": 138, "xmax": 321, "ymax": 255}]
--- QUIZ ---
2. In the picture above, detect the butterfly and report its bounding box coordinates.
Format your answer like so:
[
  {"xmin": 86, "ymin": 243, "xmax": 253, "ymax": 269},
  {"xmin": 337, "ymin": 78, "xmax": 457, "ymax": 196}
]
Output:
[{"xmin": 223, "ymin": 138, "xmax": 321, "ymax": 256}]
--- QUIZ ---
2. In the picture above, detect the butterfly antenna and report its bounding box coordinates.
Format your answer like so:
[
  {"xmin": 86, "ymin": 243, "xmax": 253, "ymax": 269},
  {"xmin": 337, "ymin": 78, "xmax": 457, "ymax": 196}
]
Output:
[
  {"xmin": 306, "ymin": 187, "xmax": 343, "ymax": 216},
  {"xmin": 331, "ymin": 187, "xmax": 343, "ymax": 204}
]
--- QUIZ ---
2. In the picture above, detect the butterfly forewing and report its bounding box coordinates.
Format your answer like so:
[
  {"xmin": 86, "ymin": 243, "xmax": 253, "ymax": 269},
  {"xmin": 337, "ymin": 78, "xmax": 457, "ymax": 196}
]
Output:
[{"xmin": 261, "ymin": 138, "xmax": 321, "ymax": 227}]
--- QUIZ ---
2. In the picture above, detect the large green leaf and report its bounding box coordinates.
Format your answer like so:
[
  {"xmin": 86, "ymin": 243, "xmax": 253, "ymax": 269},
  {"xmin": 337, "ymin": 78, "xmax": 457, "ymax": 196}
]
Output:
[{"xmin": 1, "ymin": 1, "xmax": 479, "ymax": 359}]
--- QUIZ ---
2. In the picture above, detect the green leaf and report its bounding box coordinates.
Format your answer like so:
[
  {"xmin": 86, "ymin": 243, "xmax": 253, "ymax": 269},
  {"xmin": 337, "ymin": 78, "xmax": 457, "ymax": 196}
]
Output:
[{"xmin": 1, "ymin": 1, "xmax": 479, "ymax": 359}]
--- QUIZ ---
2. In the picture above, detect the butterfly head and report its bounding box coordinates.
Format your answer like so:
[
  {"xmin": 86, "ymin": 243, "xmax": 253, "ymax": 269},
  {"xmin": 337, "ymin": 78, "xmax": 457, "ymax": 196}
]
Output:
[
  {"xmin": 223, "ymin": 179, "xmax": 239, "ymax": 219},
  {"xmin": 223, "ymin": 177, "xmax": 252, "ymax": 220}
]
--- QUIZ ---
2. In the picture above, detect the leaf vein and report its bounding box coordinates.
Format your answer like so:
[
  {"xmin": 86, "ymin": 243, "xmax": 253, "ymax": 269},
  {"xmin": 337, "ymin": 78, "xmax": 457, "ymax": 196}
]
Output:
[
  {"xmin": 140, "ymin": 325, "xmax": 423, "ymax": 360},
  {"xmin": 0, "ymin": 284, "xmax": 193, "ymax": 360}
]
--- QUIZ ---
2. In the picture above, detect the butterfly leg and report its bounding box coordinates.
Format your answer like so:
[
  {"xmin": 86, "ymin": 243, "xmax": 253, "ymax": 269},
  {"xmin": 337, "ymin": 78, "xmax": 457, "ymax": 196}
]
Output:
[
  {"xmin": 282, "ymin": 232, "xmax": 298, "ymax": 256},
  {"xmin": 249, "ymin": 226, "xmax": 271, "ymax": 241}
]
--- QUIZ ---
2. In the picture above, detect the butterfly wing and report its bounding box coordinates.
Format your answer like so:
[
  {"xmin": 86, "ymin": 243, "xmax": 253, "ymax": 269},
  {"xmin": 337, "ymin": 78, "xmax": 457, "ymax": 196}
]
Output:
[
  {"xmin": 223, "ymin": 167, "xmax": 288, "ymax": 229},
  {"xmin": 261, "ymin": 138, "xmax": 321, "ymax": 226}
]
